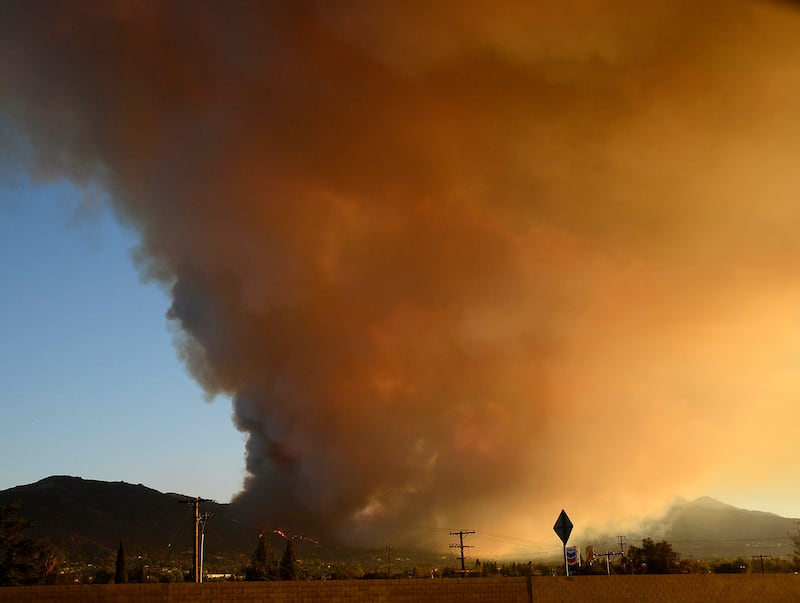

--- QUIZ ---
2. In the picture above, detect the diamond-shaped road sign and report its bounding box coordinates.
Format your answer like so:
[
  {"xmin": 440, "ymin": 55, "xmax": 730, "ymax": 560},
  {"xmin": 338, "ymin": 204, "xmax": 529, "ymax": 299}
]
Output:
[{"xmin": 553, "ymin": 509, "xmax": 573, "ymax": 545}]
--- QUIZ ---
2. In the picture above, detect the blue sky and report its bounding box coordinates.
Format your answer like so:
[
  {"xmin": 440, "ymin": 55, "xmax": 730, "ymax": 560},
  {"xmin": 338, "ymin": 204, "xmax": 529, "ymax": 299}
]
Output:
[{"xmin": 0, "ymin": 178, "xmax": 246, "ymax": 503}]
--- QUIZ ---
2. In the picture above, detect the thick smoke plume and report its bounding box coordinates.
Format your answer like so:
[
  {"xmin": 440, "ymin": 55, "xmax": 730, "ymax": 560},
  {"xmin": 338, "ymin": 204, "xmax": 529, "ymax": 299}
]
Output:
[{"xmin": 3, "ymin": 1, "xmax": 800, "ymax": 551}]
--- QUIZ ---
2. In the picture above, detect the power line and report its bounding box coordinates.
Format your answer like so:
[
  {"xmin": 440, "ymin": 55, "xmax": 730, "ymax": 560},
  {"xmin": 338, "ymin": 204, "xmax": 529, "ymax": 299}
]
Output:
[{"xmin": 476, "ymin": 530, "xmax": 562, "ymax": 550}]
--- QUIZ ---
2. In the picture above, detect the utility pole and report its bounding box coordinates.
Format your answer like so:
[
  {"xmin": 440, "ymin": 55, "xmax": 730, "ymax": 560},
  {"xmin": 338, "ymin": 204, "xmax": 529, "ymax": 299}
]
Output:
[
  {"xmin": 199, "ymin": 511, "xmax": 212, "ymax": 583},
  {"xmin": 180, "ymin": 497, "xmax": 211, "ymax": 583},
  {"xmin": 386, "ymin": 545, "xmax": 392, "ymax": 577},
  {"xmin": 752, "ymin": 554, "xmax": 771, "ymax": 574},
  {"xmin": 594, "ymin": 550, "xmax": 623, "ymax": 575},
  {"xmin": 449, "ymin": 530, "xmax": 475, "ymax": 577},
  {"xmin": 616, "ymin": 536, "xmax": 627, "ymax": 574}
]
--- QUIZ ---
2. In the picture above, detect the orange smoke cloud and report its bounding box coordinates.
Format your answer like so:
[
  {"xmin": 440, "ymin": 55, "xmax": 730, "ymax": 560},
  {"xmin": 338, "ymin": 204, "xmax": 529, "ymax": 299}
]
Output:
[{"xmin": 3, "ymin": 0, "xmax": 800, "ymax": 551}]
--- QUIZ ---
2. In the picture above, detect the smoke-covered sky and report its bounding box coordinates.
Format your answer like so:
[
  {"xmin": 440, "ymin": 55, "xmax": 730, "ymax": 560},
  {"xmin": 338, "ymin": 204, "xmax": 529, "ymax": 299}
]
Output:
[{"xmin": 3, "ymin": 0, "xmax": 800, "ymax": 552}]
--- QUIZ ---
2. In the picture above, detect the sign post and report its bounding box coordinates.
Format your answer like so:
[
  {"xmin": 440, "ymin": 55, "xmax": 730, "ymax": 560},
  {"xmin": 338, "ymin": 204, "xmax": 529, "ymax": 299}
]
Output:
[{"xmin": 553, "ymin": 509, "xmax": 573, "ymax": 576}]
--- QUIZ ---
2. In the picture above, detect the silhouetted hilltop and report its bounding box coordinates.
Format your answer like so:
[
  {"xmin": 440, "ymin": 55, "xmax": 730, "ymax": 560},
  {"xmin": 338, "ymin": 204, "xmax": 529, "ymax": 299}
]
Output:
[
  {"xmin": 0, "ymin": 476, "xmax": 255, "ymax": 563},
  {"xmin": 580, "ymin": 496, "xmax": 798, "ymax": 559},
  {"xmin": 0, "ymin": 476, "xmax": 402, "ymax": 571},
  {"xmin": 658, "ymin": 496, "xmax": 796, "ymax": 557}
]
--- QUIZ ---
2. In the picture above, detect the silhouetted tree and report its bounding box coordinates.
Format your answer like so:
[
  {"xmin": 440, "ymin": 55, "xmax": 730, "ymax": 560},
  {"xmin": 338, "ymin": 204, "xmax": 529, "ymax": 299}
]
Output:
[
  {"xmin": 115, "ymin": 540, "xmax": 128, "ymax": 583},
  {"xmin": 157, "ymin": 568, "xmax": 184, "ymax": 583},
  {"xmin": 279, "ymin": 539, "xmax": 297, "ymax": 580},
  {"xmin": 791, "ymin": 522, "xmax": 800, "ymax": 569},
  {"xmin": 624, "ymin": 538, "xmax": 680, "ymax": 574},
  {"xmin": 244, "ymin": 533, "xmax": 277, "ymax": 581},
  {"xmin": 0, "ymin": 503, "xmax": 55, "ymax": 586},
  {"xmin": 481, "ymin": 559, "xmax": 498, "ymax": 576},
  {"xmin": 678, "ymin": 558, "xmax": 710, "ymax": 574}
]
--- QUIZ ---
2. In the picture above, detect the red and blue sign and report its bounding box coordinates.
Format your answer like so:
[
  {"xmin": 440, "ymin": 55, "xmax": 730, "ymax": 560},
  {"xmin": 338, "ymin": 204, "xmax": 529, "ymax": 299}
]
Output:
[{"xmin": 566, "ymin": 546, "xmax": 579, "ymax": 566}]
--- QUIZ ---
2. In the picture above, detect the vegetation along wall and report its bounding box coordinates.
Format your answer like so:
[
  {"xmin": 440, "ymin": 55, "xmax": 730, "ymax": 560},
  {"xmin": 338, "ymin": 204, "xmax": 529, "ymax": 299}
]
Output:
[{"xmin": 1, "ymin": 575, "xmax": 799, "ymax": 603}]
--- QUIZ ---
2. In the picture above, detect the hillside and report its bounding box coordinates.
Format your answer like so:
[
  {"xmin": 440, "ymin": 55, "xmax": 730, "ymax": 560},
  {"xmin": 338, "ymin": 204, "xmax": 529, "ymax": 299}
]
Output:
[
  {"xmin": 0, "ymin": 476, "xmax": 256, "ymax": 564},
  {"xmin": 659, "ymin": 497, "xmax": 797, "ymax": 558},
  {"xmin": 584, "ymin": 497, "xmax": 798, "ymax": 560},
  {"xmin": 0, "ymin": 476, "xmax": 433, "ymax": 573}
]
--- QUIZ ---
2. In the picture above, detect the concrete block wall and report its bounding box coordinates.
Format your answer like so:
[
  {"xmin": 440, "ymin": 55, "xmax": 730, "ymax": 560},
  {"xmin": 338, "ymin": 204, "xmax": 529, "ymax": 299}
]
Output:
[
  {"xmin": 1, "ymin": 574, "xmax": 799, "ymax": 602},
  {"xmin": 530, "ymin": 574, "xmax": 800, "ymax": 602},
  {"xmin": 0, "ymin": 578, "xmax": 529, "ymax": 603}
]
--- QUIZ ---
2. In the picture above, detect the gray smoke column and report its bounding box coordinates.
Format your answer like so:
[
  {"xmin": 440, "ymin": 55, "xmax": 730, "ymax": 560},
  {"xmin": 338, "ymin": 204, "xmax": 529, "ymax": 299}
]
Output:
[{"xmin": 3, "ymin": 1, "xmax": 800, "ymax": 549}]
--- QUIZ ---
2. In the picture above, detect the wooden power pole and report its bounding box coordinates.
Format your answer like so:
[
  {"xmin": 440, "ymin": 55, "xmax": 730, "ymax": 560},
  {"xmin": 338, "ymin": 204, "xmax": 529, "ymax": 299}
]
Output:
[{"xmin": 180, "ymin": 497, "xmax": 211, "ymax": 583}]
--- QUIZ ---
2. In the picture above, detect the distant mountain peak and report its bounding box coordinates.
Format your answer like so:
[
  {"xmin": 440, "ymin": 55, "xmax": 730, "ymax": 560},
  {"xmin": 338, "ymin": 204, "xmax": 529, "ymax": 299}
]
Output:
[{"xmin": 688, "ymin": 496, "xmax": 735, "ymax": 510}]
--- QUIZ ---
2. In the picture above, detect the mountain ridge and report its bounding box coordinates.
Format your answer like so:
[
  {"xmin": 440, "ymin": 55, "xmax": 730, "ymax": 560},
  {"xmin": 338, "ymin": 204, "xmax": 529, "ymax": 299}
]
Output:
[
  {"xmin": 1, "ymin": 476, "xmax": 797, "ymax": 562},
  {"xmin": 585, "ymin": 496, "xmax": 797, "ymax": 559},
  {"xmin": 0, "ymin": 475, "xmax": 256, "ymax": 564}
]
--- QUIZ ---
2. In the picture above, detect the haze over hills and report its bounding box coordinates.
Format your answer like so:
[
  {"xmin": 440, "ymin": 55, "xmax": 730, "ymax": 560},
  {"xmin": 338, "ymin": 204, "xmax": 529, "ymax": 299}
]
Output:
[
  {"xmin": 1, "ymin": 476, "xmax": 797, "ymax": 565},
  {"xmin": 657, "ymin": 496, "xmax": 797, "ymax": 558},
  {"xmin": 585, "ymin": 496, "xmax": 798, "ymax": 560}
]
